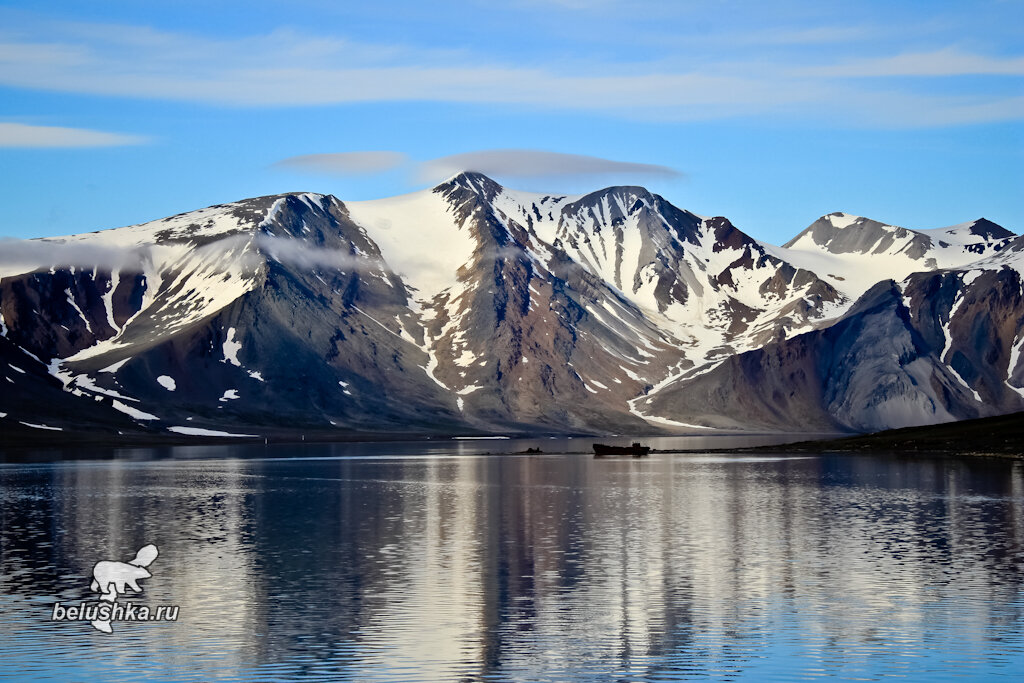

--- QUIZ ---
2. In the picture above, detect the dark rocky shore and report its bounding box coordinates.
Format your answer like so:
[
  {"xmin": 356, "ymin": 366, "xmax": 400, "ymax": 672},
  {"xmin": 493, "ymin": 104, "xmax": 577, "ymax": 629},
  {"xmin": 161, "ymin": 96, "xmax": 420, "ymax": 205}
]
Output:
[{"xmin": 723, "ymin": 410, "xmax": 1024, "ymax": 457}]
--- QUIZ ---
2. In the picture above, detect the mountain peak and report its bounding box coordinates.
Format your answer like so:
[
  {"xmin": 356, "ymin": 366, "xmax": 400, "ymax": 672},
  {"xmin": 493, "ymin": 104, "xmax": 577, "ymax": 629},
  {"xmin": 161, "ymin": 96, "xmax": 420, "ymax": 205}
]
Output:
[
  {"xmin": 581, "ymin": 184, "xmax": 658, "ymax": 204},
  {"xmin": 963, "ymin": 217, "xmax": 1014, "ymax": 240},
  {"xmin": 433, "ymin": 171, "xmax": 503, "ymax": 200},
  {"xmin": 783, "ymin": 213, "xmax": 895, "ymax": 250},
  {"xmin": 820, "ymin": 212, "xmax": 878, "ymax": 230},
  {"xmin": 561, "ymin": 185, "xmax": 668, "ymax": 219},
  {"xmin": 908, "ymin": 217, "xmax": 1014, "ymax": 247}
]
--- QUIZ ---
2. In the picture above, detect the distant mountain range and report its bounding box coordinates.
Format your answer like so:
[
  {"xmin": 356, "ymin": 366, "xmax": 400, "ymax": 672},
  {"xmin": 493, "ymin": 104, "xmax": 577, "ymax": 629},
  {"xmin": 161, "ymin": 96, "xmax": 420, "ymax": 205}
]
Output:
[{"xmin": 2, "ymin": 171, "xmax": 1021, "ymax": 442}]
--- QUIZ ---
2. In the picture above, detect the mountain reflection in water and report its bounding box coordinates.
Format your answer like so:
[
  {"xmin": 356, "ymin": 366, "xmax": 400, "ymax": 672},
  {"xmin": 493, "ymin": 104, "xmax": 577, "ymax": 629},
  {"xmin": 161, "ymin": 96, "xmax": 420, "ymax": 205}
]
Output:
[{"xmin": 1, "ymin": 443, "xmax": 1022, "ymax": 681}]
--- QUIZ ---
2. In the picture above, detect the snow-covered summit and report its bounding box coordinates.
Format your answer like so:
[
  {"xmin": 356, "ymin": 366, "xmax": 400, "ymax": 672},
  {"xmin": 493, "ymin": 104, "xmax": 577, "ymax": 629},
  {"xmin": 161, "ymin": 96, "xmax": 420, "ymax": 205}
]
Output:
[
  {"xmin": 771, "ymin": 211, "xmax": 1015, "ymax": 299},
  {"xmin": 916, "ymin": 218, "xmax": 1014, "ymax": 246}
]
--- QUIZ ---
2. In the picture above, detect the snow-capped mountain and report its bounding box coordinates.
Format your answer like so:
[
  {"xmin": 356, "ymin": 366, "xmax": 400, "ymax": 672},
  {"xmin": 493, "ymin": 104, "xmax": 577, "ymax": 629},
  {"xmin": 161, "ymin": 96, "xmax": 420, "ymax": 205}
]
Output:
[
  {"xmin": 0, "ymin": 172, "xmax": 1019, "ymax": 441},
  {"xmin": 641, "ymin": 233, "xmax": 1024, "ymax": 432},
  {"xmin": 767, "ymin": 212, "xmax": 1014, "ymax": 299}
]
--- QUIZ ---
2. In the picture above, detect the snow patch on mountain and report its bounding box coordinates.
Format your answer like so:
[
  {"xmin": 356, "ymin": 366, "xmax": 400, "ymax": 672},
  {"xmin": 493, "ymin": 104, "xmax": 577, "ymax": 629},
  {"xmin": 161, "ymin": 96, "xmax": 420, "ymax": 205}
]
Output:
[
  {"xmin": 100, "ymin": 358, "xmax": 130, "ymax": 373},
  {"xmin": 167, "ymin": 426, "xmax": 255, "ymax": 437},
  {"xmin": 1007, "ymin": 333, "xmax": 1024, "ymax": 398},
  {"xmin": 345, "ymin": 188, "xmax": 479, "ymax": 302},
  {"xmin": 222, "ymin": 327, "xmax": 242, "ymax": 366},
  {"xmin": 19, "ymin": 421, "xmax": 62, "ymax": 431},
  {"xmin": 112, "ymin": 400, "xmax": 159, "ymax": 421},
  {"xmin": 771, "ymin": 214, "xmax": 1015, "ymax": 300}
]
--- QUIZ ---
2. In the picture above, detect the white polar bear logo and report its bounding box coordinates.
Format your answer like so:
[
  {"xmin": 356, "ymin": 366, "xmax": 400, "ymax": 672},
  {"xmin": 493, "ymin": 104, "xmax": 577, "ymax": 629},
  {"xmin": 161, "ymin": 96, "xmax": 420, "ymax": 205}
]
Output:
[{"xmin": 90, "ymin": 544, "xmax": 159, "ymax": 633}]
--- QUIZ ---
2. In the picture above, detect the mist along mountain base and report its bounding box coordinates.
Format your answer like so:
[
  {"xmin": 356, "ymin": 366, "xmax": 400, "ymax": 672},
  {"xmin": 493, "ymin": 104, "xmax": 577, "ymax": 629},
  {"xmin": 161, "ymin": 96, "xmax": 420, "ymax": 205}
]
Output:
[{"xmin": 1, "ymin": 172, "xmax": 1022, "ymax": 444}]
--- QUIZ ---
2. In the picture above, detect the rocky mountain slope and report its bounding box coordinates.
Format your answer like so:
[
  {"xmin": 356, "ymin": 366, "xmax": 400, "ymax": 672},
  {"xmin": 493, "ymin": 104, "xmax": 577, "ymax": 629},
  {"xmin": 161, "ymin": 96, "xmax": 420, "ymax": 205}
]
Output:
[
  {"xmin": 0, "ymin": 173, "xmax": 1019, "ymax": 441},
  {"xmin": 642, "ymin": 235, "xmax": 1024, "ymax": 432}
]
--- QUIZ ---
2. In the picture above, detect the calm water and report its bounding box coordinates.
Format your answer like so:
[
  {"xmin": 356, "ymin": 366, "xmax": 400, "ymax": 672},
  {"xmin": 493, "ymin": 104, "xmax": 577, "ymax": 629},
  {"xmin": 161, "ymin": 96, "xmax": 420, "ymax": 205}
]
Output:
[{"xmin": 0, "ymin": 439, "xmax": 1022, "ymax": 681}]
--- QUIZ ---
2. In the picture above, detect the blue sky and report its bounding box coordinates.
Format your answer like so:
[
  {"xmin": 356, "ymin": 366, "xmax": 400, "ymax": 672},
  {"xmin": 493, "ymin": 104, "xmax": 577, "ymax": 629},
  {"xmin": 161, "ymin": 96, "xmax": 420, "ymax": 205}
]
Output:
[{"xmin": 0, "ymin": 0, "xmax": 1021, "ymax": 244}]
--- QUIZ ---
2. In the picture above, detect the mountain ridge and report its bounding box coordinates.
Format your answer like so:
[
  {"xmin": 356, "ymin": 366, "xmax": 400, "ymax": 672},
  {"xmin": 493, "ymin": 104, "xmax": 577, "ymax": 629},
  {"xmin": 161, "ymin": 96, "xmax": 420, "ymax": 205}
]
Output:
[{"xmin": 0, "ymin": 172, "xmax": 1019, "ymax": 442}]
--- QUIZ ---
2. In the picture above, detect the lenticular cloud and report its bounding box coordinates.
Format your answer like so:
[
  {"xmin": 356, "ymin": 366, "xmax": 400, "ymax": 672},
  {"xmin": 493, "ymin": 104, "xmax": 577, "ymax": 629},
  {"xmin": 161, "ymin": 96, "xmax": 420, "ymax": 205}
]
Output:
[
  {"xmin": 272, "ymin": 151, "xmax": 408, "ymax": 176},
  {"xmin": 271, "ymin": 148, "xmax": 683, "ymax": 186},
  {"xmin": 416, "ymin": 149, "xmax": 683, "ymax": 183}
]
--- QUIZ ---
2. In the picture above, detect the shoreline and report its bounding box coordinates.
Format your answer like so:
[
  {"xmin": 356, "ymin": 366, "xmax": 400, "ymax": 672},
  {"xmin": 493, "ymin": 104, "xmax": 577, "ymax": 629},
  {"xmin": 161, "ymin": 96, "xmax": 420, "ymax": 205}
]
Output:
[
  {"xmin": 0, "ymin": 426, "xmax": 801, "ymax": 455},
  {"xmin": 3, "ymin": 410, "xmax": 1019, "ymax": 460}
]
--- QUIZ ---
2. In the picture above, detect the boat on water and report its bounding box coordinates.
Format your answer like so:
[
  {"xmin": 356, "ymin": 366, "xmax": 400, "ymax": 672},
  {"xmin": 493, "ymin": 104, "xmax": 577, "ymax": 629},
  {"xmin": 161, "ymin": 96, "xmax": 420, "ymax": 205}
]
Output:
[{"xmin": 593, "ymin": 442, "xmax": 651, "ymax": 457}]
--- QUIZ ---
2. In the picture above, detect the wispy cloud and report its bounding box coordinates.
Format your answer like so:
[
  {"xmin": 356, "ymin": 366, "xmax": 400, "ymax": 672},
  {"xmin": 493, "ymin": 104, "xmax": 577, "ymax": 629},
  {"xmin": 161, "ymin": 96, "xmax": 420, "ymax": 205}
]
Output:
[
  {"xmin": 0, "ymin": 237, "xmax": 150, "ymax": 274},
  {"xmin": 254, "ymin": 235, "xmax": 385, "ymax": 272},
  {"xmin": 0, "ymin": 122, "xmax": 147, "ymax": 148},
  {"xmin": 512, "ymin": 0, "xmax": 621, "ymax": 9},
  {"xmin": 416, "ymin": 149, "xmax": 682, "ymax": 183},
  {"xmin": 273, "ymin": 152, "xmax": 408, "ymax": 175},
  {"xmin": 0, "ymin": 233, "xmax": 384, "ymax": 276},
  {"xmin": 0, "ymin": 14, "xmax": 1021, "ymax": 127},
  {"xmin": 737, "ymin": 25, "xmax": 875, "ymax": 46},
  {"xmin": 796, "ymin": 48, "xmax": 1024, "ymax": 78}
]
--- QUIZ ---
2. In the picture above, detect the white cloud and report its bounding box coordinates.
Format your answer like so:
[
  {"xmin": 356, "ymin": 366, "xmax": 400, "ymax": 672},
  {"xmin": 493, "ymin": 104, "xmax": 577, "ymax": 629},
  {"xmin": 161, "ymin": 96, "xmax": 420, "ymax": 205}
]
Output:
[
  {"xmin": 273, "ymin": 152, "xmax": 408, "ymax": 175},
  {"xmin": 0, "ymin": 16, "xmax": 1020, "ymax": 127},
  {"xmin": 795, "ymin": 48, "xmax": 1024, "ymax": 78},
  {"xmin": 270, "ymin": 148, "xmax": 682, "ymax": 184},
  {"xmin": 416, "ymin": 149, "xmax": 682, "ymax": 183},
  {"xmin": 0, "ymin": 122, "xmax": 147, "ymax": 148},
  {"xmin": 0, "ymin": 233, "xmax": 383, "ymax": 276},
  {"xmin": 0, "ymin": 237, "xmax": 149, "ymax": 274},
  {"xmin": 736, "ymin": 25, "xmax": 875, "ymax": 46},
  {"xmin": 254, "ymin": 235, "xmax": 384, "ymax": 272},
  {"xmin": 513, "ymin": 0, "xmax": 621, "ymax": 8}
]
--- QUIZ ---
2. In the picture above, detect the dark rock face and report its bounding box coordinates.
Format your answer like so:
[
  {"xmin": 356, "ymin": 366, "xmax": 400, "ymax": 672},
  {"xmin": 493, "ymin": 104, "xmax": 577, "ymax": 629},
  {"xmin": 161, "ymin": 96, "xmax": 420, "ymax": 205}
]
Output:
[
  {"xmin": 644, "ymin": 268, "xmax": 1024, "ymax": 432},
  {"xmin": 786, "ymin": 214, "xmax": 931, "ymax": 257},
  {"xmin": 0, "ymin": 268, "xmax": 133, "ymax": 362},
  {"xmin": 418, "ymin": 175, "xmax": 672, "ymax": 433},
  {"xmin": 784, "ymin": 213, "xmax": 1014, "ymax": 265},
  {"xmin": 964, "ymin": 218, "xmax": 1015, "ymax": 242},
  {"xmin": 0, "ymin": 334, "xmax": 145, "ymax": 441},
  {"xmin": 0, "ymin": 173, "xmax": 1019, "ymax": 440}
]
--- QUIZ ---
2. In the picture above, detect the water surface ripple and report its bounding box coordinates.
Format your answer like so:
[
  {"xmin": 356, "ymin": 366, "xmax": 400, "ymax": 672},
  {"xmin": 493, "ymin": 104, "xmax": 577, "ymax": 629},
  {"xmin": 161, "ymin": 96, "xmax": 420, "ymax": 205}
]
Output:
[{"xmin": 0, "ymin": 442, "xmax": 1021, "ymax": 681}]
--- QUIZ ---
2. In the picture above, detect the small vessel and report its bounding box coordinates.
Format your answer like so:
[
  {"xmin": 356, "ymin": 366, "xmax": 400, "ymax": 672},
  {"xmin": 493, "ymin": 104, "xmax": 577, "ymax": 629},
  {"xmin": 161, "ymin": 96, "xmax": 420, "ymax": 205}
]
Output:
[{"xmin": 593, "ymin": 442, "xmax": 651, "ymax": 457}]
